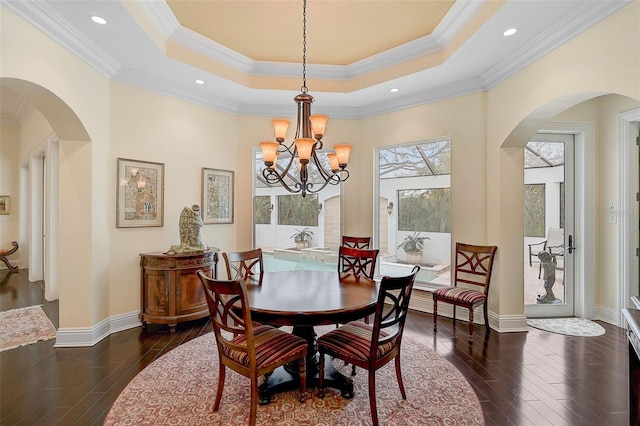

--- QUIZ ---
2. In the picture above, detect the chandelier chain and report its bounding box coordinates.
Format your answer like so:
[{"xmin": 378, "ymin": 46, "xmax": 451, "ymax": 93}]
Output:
[{"xmin": 301, "ymin": 0, "xmax": 307, "ymax": 93}]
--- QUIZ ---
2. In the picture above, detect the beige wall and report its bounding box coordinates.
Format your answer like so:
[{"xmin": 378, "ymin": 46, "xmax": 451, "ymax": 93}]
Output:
[
  {"xmin": 0, "ymin": 120, "xmax": 20, "ymax": 249},
  {"xmin": 1, "ymin": 1, "xmax": 639, "ymax": 339},
  {"xmin": 108, "ymin": 83, "xmax": 239, "ymax": 317}
]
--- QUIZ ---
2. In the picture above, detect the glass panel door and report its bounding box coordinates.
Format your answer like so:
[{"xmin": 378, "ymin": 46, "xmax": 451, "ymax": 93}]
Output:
[{"xmin": 524, "ymin": 133, "xmax": 575, "ymax": 317}]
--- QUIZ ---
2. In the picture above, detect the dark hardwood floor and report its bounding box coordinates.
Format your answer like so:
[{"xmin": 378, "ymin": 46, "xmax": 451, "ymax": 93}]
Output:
[{"xmin": 0, "ymin": 269, "xmax": 630, "ymax": 425}]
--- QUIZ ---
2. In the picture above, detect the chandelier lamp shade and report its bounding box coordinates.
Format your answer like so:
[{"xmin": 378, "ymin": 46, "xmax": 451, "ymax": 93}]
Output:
[{"xmin": 259, "ymin": 0, "xmax": 351, "ymax": 197}]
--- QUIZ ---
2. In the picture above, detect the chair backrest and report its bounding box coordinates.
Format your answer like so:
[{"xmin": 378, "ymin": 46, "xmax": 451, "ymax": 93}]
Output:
[
  {"xmin": 453, "ymin": 243, "xmax": 497, "ymax": 296},
  {"xmin": 341, "ymin": 236, "xmax": 371, "ymax": 249},
  {"xmin": 197, "ymin": 270, "xmax": 257, "ymax": 368},
  {"xmin": 370, "ymin": 266, "xmax": 420, "ymax": 354},
  {"xmin": 338, "ymin": 246, "xmax": 379, "ymax": 278},
  {"xmin": 546, "ymin": 227, "xmax": 564, "ymax": 248},
  {"xmin": 223, "ymin": 248, "xmax": 264, "ymax": 281}
]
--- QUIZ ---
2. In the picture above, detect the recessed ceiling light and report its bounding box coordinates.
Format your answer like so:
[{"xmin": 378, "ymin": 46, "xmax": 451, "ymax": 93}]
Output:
[
  {"xmin": 390, "ymin": 88, "xmax": 399, "ymax": 93},
  {"xmin": 195, "ymin": 79, "xmax": 205, "ymax": 85},
  {"xmin": 90, "ymin": 15, "xmax": 107, "ymax": 25},
  {"xmin": 503, "ymin": 28, "xmax": 517, "ymax": 37}
]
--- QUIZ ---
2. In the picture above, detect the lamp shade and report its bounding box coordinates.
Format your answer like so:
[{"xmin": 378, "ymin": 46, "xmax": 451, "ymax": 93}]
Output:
[
  {"xmin": 272, "ymin": 119, "xmax": 290, "ymax": 141},
  {"xmin": 269, "ymin": 152, "xmax": 279, "ymax": 170},
  {"xmin": 260, "ymin": 141, "xmax": 279, "ymax": 165},
  {"xmin": 334, "ymin": 144, "xmax": 352, "ymax": 167},
  {"xmin": 327, "ymin": 153, "xmax": 339, "ymax": 172},
  {"xmin": 309, "ymin": 114, "xmax": 328, "ymax": 139},
  {"xmin": 295, "ymin": 138, "xmax": 315, "ymax": 163}
]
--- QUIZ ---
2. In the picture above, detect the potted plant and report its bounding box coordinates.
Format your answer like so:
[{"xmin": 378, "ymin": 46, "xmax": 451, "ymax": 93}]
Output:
[
  {"xmin": 291, "ymin": 227, "xmax": 314, "ymax": 250},
  {"xmin": 397, "ymin": 231, "xmax": 430, "ymax": 264}
]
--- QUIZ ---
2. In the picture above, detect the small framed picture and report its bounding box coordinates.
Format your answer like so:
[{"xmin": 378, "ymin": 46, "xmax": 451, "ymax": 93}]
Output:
[
  {"xmin": 0, "ymin": 195, "xmax": 10, "ymax": 215},
  {"xmin": 201, "ymin": 168, "xmax": 234, "ymax": 224},
  {"xmin": 117, "ymin": 158, "xmax": 164, "ymax": 228}
]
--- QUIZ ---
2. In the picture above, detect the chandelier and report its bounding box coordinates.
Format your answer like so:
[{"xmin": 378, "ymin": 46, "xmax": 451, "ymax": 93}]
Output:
[{"xmin": 259, "ymin": 0, "xmax": 351, "ymax": 198}]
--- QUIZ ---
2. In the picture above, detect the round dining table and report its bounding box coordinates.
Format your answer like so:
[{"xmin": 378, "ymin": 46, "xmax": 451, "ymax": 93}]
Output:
[{"xmin": 243, "ymin": 269, "xmax": 379, "ymax": 403}]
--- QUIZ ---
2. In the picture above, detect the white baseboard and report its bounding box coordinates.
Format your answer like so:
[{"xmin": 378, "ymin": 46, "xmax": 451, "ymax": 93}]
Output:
[
  {"xmin": 54, "ymin": 311, "xmax": 141, "ymax": 347},
  {"xmin": 594, "ymin": 305, "xmax": 621, "ymax": 327}
]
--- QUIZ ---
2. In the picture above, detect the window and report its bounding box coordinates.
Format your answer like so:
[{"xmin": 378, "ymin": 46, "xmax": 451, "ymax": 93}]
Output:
[
  {"xmin": 277, "ymin": 194, "xmax": 319, "ymax": 226},
  {"xmin": 253, "ymin": 148, "xmax": 342, "ymax": 269},
  {"xmin": 398, "ymin": 188, "xmax": 451, "ymax": 233},
  {"xmin": 254, "ymin": 196, "xmax": 271, "ymax": 225},
  {"xmin": 376, "ymin": 138, "xmax": 451, "ymax": 284},
  {"xmin": 524, "ymin": 184, "xmax": 545, "ymax": 237}
]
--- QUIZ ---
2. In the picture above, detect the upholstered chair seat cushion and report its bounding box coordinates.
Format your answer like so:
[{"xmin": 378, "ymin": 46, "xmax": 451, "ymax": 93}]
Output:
[
  {"xmin": 317, "ymin": 321, "xmax": 393, "ymax": 361},
  {"xmin": 224, "ymin": 325, "xmax": 307, "ymax": 368},
  {"xmin": 433, "ymin": 287, "xmax": 485, "ymax": 306}
]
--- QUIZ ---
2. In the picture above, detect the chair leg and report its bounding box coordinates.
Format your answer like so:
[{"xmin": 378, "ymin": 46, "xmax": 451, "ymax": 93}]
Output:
[
  {"xmin": 368, "ymin": 371, "xmax": 379, "ymax": 426},
  {"xmin": 394, "ymin": 353, "xmax": 406, "ymax": 399},
  {"xmin": 483, "ymin": 303, "xmax": 490, "ymax": 335},
  {"xmin": 249, "ymin": 375, "xmax": 258, "ymax": 426},
  {"xmin": 298, "ymin": 356, "xmax": 307, "ymax": 402},
  {"xmin": 468, "ymin": 309, "xmax": 474, "ymax": 343},
  {"xmin": 433, "ymin": 300, "xmax": 438, "ymax": 332},
  {"xmin": 318, "ymin": 350, "xmax": 326, "ymax": 398},
  {"xmin": 214, "ymin": 363, "xmax": 225, "ymax": 411}
]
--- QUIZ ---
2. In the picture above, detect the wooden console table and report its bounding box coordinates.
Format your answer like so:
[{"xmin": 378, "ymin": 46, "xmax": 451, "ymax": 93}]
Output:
[{"xmin": 140, "ymin": 248, "xmax": 219, "ymax": 331}]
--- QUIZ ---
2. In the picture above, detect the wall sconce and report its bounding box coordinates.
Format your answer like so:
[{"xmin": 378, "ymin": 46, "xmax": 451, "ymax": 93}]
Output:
[
  {"xmin": 317, "ymin": 203, "xmax": 323, "ymax": 214},
  {"xmin": 387, "ymin": 202, "xmax": 394, "ymax": 215}
]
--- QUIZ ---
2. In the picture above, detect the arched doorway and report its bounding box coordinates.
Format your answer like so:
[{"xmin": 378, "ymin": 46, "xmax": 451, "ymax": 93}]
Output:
[{"xmin": 0, "ymin": 78, "xmax": 90, "ymax": 309}]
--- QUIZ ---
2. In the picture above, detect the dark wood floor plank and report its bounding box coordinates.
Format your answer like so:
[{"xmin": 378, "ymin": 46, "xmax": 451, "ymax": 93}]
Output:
[{"xmin": 0, "ymin": 270, "xmax": 631, "ymax": 425}]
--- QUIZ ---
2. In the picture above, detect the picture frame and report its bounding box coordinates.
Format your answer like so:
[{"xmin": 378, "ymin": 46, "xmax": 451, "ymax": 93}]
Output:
[
  {"xmin": 116, "ymin": 158, "xmax": 164, "ymax": 228},
  {"xmin": 201, "ymin": 168, "xmax": 234, "ymax": 224},
  {"xmin": 0, "ymin": 195, "xmax": 10, "ymax": 215}
]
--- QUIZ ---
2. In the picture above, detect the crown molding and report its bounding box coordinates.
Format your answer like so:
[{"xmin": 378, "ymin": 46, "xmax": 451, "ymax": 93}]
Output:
[
  {"xmin": 139, "ymin": 0, "xmax": 485, "ymax": 81},
  {"xmin": 114, "ymin": 68, "xmax": 241, "ymax": 115},
  {"xmin": 358, "ymin": 77, "xmax": 486, "ymax": 119},
  {"xmin": 481, "ymin": 0, "xmax": 630, "ymax": 89},
  {"xmin": 2, "ymin": 0, "xmax": 121, "ymax": 78}
]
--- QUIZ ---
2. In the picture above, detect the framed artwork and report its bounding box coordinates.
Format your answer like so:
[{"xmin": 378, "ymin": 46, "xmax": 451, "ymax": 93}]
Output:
[
  {"xmin": 201, "ymin": 168, "xmax": 234, "ymax": 224},
  {"xmin": 116, "ymin": 158, "xmax": 164, "ymax": 228},
  {"xmin": 0, "ymin": 195, "xmax": 10, "ymax": 215}
]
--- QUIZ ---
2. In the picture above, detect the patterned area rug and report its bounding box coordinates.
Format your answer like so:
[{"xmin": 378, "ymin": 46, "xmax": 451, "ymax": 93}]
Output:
[
  {"xmin": 105, "ymin": 328, "xmax": 484, "ymax": 425},
  {"xmin": 527, "ymin": 317, "xmax": 606, "ymax": 337},
  {"xmin": 0, "ymin": 305, "xmax": 56, "ymax": 351}
]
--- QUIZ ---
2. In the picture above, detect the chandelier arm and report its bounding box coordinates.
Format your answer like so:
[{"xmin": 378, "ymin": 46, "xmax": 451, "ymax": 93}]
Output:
[
  {"xmin": 262, "ymin": 168, "xmax": 302, "ymax": 194},
  {"xmin": 299, "ymin": 173, "xmax": 342, "ymax": 195},
  {"xmin": 310, "ymin": 151, "xmax": 335, "ymax": 181},
  {"xmin": 278, "ymin": 141, "xmax": 296, "ymax": 156}
]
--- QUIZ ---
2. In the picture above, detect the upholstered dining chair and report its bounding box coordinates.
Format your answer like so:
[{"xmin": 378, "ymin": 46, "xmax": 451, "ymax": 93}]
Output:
[
  {"xmin": 317, "ymin": 266, "xmax": 420, "ymax": 426},
  {"xmin": 432, "ymin": 243, "xmax": 498, "ymax": 343},
  {"xmin": 223, "ymin": 248, "xmax": 264, "ymax": 281},
  {"xmin": 196, "ymin": 271, "xmax": 308, "ymax": 426},
  {"xmin": 341, "ymin": 235, "xmax": 371, "ymax": 249}
]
